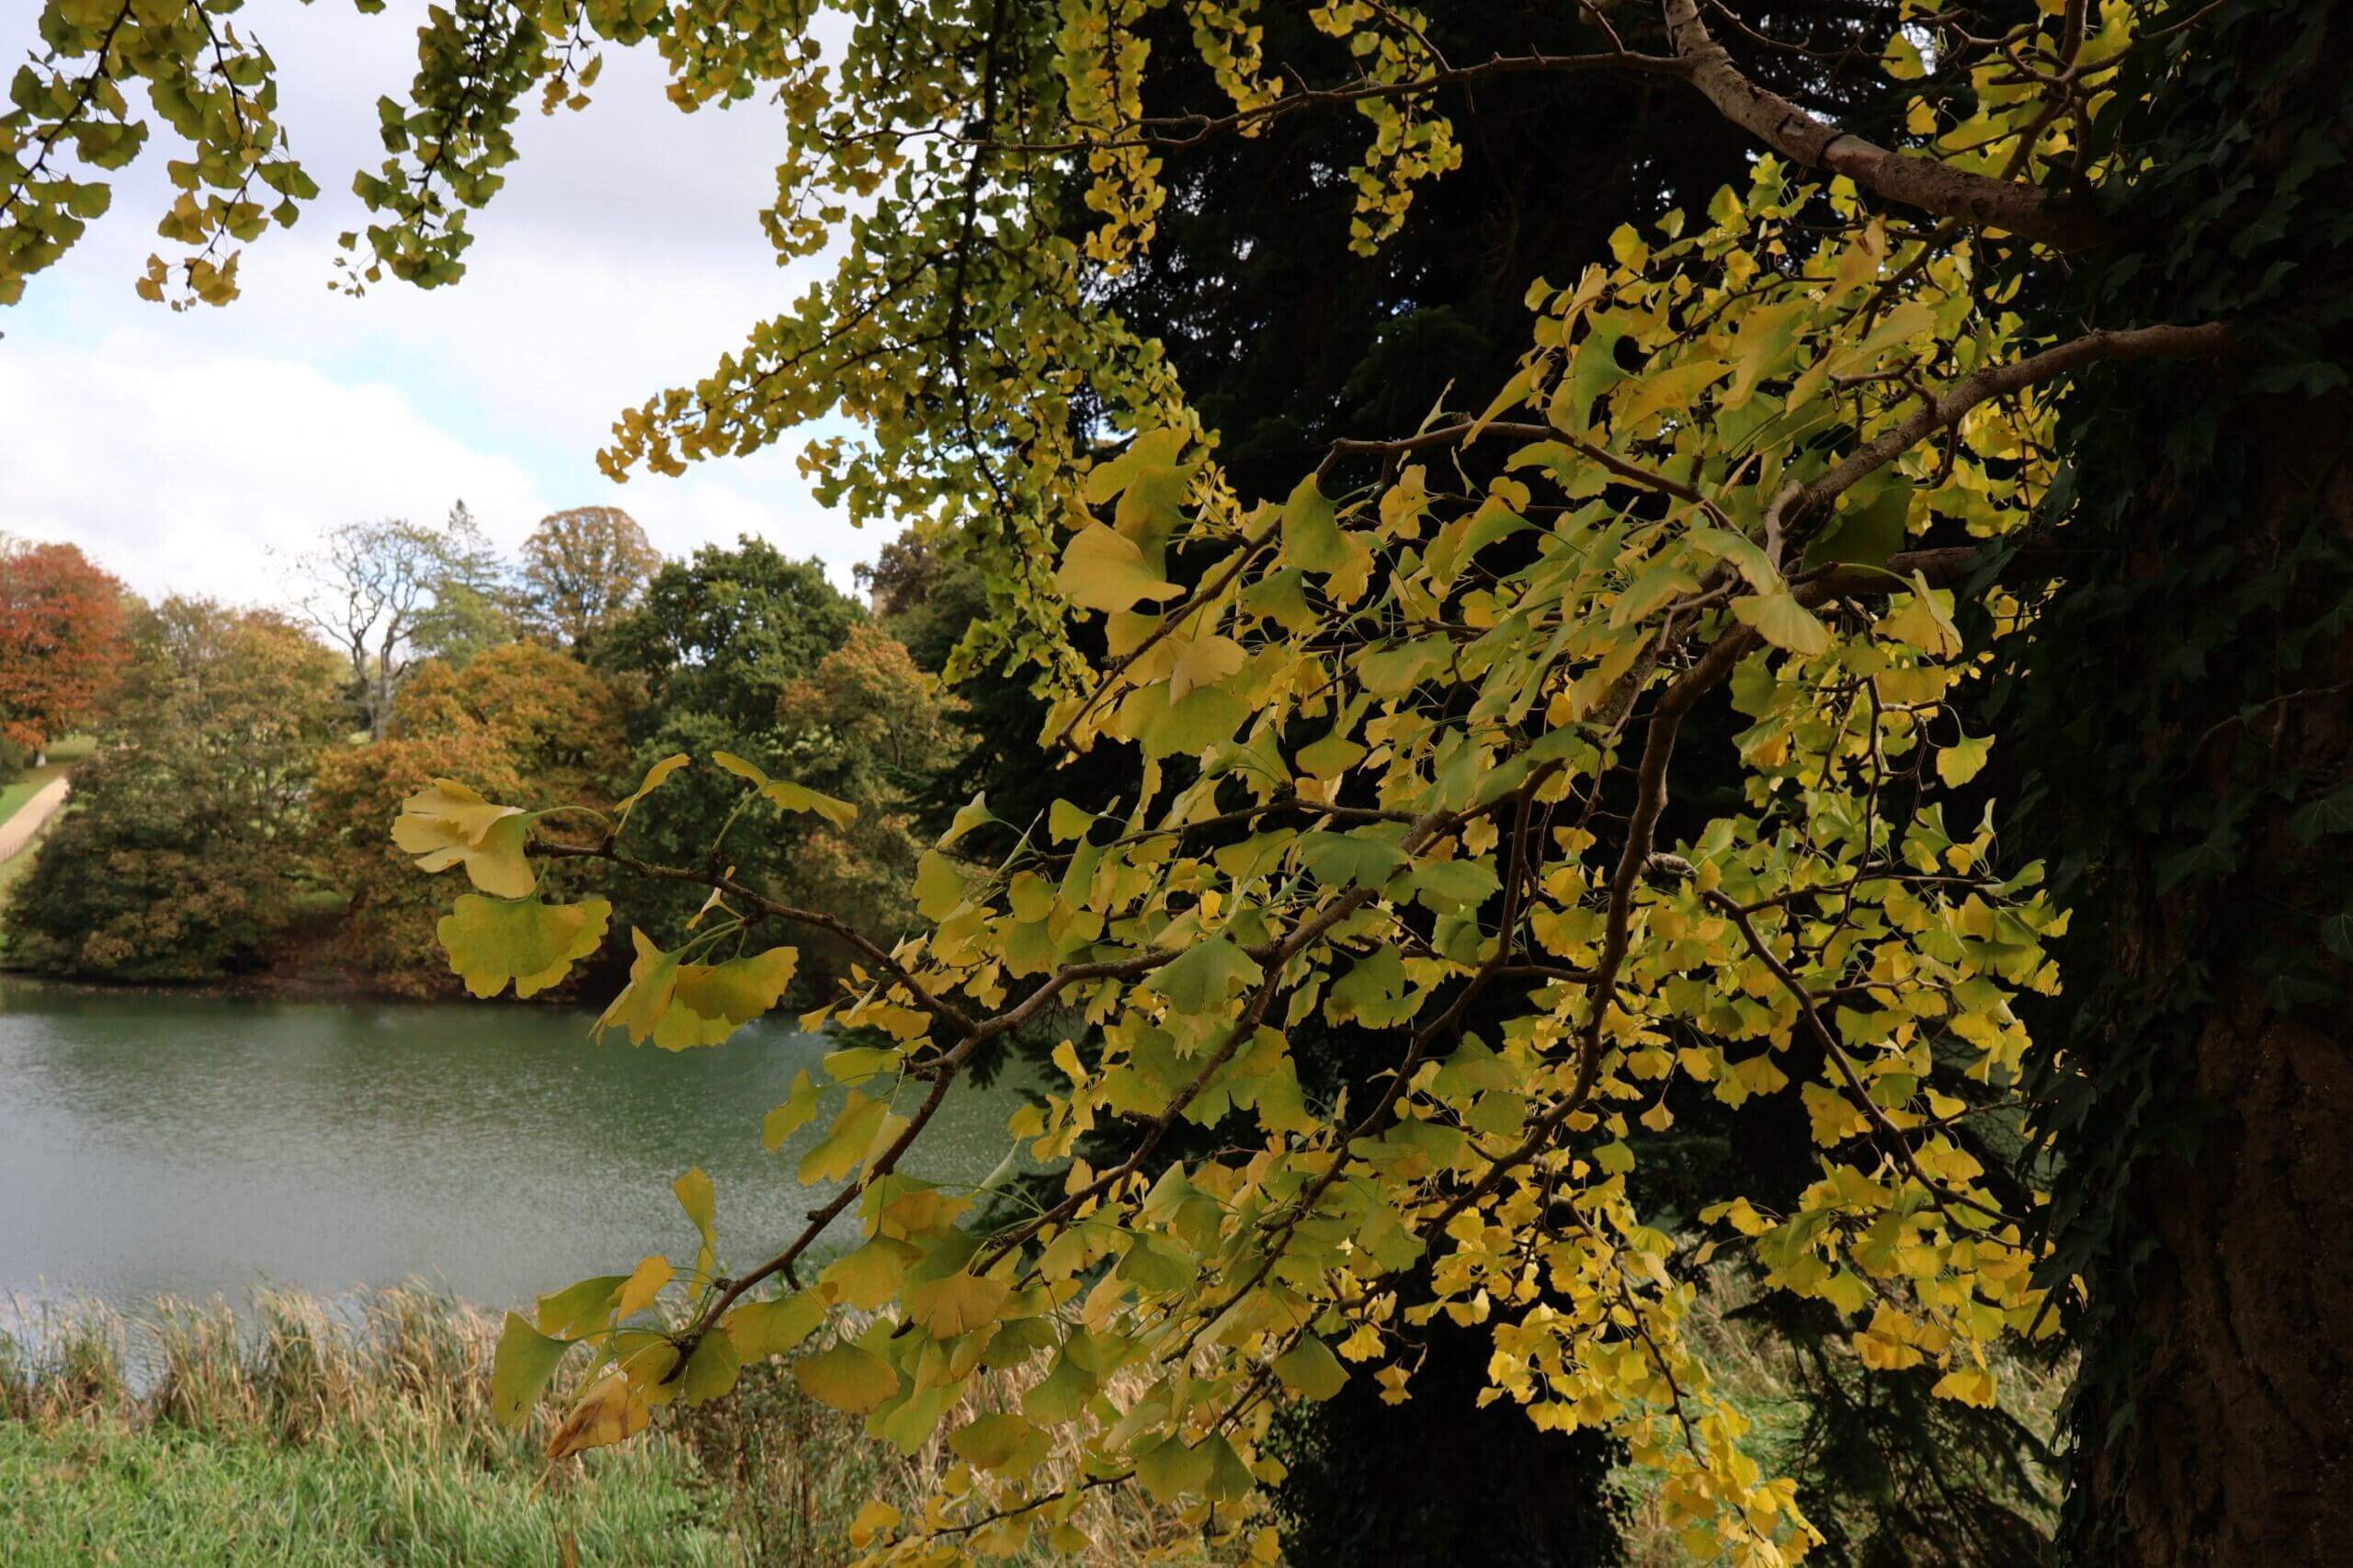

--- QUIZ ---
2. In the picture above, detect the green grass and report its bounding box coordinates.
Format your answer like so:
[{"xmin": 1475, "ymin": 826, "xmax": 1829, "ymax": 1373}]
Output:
[
  {"xmin": 0, "ymin": 1287, "xmax": 1217, "ymax": 1566},
  {"xmin": 0, "ymin": 1413, "xmax": 738, "ymax": 1566},
  {"xmin": 0, "ymin": 734, "xmax": 94, "ymax": 830}
]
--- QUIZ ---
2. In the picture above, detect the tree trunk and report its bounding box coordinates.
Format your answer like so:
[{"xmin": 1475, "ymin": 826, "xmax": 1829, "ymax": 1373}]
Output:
[{"xmin": 2060, "ymin": 379, "xmax": 2353, "ymax": 1562}]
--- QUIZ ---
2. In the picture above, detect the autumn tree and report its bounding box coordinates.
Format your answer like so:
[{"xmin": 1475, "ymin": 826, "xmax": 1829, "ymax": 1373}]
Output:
[
  {"xmin": 10, "ymin": 2, "xmax": 2348, "ymax": 1562},
  {"xmin": 0, "ymin": 536, "xmax": 130, "ymax": 756},
  {"xmin": 301, "ymin": 505, "xmax": 503, "ymax": 740},
  {"xmin": 5, "ymin": 598, "xmax": 343, "ymax": 977},
  {"xmin": 312, "ymin": 640, "xmax": 627, "ymax": 990},
  {"xmin": 518, "ymin": 505, "xmax": 662, "ymax": 650}
]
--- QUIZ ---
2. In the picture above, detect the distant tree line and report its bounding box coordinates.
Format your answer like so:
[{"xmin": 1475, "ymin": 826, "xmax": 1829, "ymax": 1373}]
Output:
[{"xmin": 0, "ymin": 513, "xmax": 964, "ymax": 999}]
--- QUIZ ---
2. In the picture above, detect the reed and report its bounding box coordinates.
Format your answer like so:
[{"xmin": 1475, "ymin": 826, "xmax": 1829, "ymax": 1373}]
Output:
[{"xmin": 0, "ymin": 1284, "xmax": 1222, "ymax": 1565}]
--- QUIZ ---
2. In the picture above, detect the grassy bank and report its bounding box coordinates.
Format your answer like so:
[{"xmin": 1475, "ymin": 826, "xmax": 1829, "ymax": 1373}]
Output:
[{"xmin": 0, "ymin": 1287, "xmax": 1210, "ymax": 1566}]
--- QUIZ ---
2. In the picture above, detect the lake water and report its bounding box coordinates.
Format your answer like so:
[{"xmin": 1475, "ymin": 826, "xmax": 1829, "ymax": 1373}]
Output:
[{"xmin": 0, "ymin": 982, "xmax": 1029, "ymax": 1314}]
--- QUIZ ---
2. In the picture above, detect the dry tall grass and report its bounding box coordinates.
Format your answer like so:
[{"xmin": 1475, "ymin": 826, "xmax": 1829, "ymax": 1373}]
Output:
[{"xmin": 0, "ymin": 1286, "xmax": 1230, "ymax": 1565}]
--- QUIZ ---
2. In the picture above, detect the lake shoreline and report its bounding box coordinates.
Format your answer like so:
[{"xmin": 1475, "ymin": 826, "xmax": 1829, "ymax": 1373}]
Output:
[{"xmin": 0, "ymin": 962, "xmax": 593, "ymax": 1010}]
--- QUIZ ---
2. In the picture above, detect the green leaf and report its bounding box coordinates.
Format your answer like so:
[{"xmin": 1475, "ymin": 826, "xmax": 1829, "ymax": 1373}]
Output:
[
  {"xmin": 913, "ymin": 849, "xmax": 969, "ymax": 920},
  {"xmin": 798, "ymin": 1091, "xmax": 895, "ymax": 1185},
  {"xmin": 674, "ymin": 946, "xmax": 799, "ymax": 1025},
  {"xmin": 594, "ymin": 929, "xmax": 683, "ymax": 1045},
  {"xmin": 1148, "ymin": 936, "xmax": 1265, "ymax": 1015},
  {"xmin": 939, "ymin": 792, "xmax": 996, "ymax": 847},
  {"xmin": 1272, "ymin": 1335, "xmax": 1348, "ymax": 1401},
  {"xmin": 1280, "ymin": 474, "xmax": 1348, "ymax": 574},
  {"xmin": 1610, "ymin": 563, "xmax": 1700, "ymax": 629},
  {"xmin": 437, "ymin": 895, "xmax": 610, "ymax": 998},
  {"xmin": 710, "ymin": 752, "xmax": 857, "ymax": 827},
  {"xmin": 949, "ymin": 1412, "xmax": 1041, "ymax": 1471},
  {"xmin": 1689, "ymin": 527, "xmax": 1779, "ymax": 593},
  {"xmin": 724, "ymin": 1290, "xmax": 828, "ymax": 1358},
  {"xmin": 491, "ymin": 1312, "xmax": 572, "ymax": 1426},
  {"xmin": 535, "ymin": 1275, "xmax": 628, "ymax": 1339},
  {"xmin": 764, "ymin": 1069, "xmax": 822, "ymax": 1151},
  {"xmin": 1301, "ymin": 830, "xmax": 1407, "ymax": 889},
  {"xmin": 679, "ymin": 1327, "xmax": 743, "ymax": 1404},
  {"xmin": 1937, "ymin": 731, "xmax": 1993, "ymax": 787},
  {"xmin": 2289, "ymin": 785, "xmax": 2353, "ymax": 845},
  {"xmin": 674, "ymin": 1166, "xmax": 716, "ymax": 1276},
  {"xmin": 793, "ymin": 1342, "xmax": 901, "ymax": 1415},
  {"xmin": 1135, "ymin": 1435, "xmax": 1214, "ymax": 1504}
]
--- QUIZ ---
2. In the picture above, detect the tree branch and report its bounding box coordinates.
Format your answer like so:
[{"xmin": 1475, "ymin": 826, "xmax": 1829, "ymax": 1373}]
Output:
[{"xmin": 1660, "ymin": 0, "xmax": 2107, "ymax": 252}]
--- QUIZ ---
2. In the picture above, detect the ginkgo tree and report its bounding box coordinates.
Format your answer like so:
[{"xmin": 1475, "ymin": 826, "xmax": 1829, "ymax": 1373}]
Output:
[{"xmin": 11, "ymin": 0, "xmax": 2343, "ymax": 1562}]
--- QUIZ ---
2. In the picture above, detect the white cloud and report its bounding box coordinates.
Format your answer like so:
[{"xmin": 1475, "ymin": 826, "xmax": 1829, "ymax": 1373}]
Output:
[
  {"xmin": 0, "ymin": 330, "xmax": 548, "ymax": 605},
  {"xmin": 0, "ymin": 0, "xmax": 881, "ymax": 602}
]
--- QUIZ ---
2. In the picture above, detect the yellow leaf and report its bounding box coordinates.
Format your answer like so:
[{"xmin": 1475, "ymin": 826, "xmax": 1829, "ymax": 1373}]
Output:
[
  {"xmin": 798, "ymin": 1091, "xmax": 893, "ymax": 1186},
  {"xmin": 1168, "ymin": 633, "xmax": 1246, "ymax": 702},
  {"xmin": 614, "ymin": 753, "xmax": 689, "ymax": 823},
  {"xmin": 392, "ymin": 778, "xmax": 535, "ymax": 896},
  {"xmin": 1057, "ymin": 523, "xmax": 1180, "ymax": 612},
  {"xmin": 1731, "ymin": 591, "xmax": 1832, "ymax": 657},
  {"xmin": 436, "ymin": 895, "xmax": 609, "ymax": 998},
  {"xmin": 546, "ymin": 1371, "xmax": 651, "ymax": 1459},
  {"xmin": 905, "ymin": 1271, "xmax": 1010, "ymax": 1339},
  {"xmin": 673, "ymin": 946, "xmax": 799, "ymax": 1025},
  {"xmin": 615, "ymin": 1254, "xmax": 673, "ymax": 1320}
]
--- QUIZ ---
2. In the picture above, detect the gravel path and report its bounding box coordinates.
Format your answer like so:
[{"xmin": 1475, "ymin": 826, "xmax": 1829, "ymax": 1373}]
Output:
[{"xmin": 0, "ymin": 776, "xmax": 70, "ymax": 863}]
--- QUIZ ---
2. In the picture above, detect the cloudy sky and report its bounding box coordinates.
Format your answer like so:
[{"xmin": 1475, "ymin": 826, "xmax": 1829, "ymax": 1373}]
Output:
[{"xmin": 0, "ymin": 2, "xmax": 878, "ymax": 605}]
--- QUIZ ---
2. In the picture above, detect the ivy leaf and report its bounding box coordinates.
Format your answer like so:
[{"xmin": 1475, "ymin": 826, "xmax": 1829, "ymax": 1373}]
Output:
[
  {"xmin": 1057, "ymin": 523, "xmax": 1180, "ymax": 611},
  {"xmin": 1731, "ymin": 591, "xmax": 1832, "ymax": 657},
  {"xmin": 437, "ymin": 894, "xmax": 610, "ymax": 998},
  {"xmin": 491, "ymin": 1312, "xmax": 572, "ymax": 1426},
  {"xmin": 793, "ymin": 1342, "xmax": 901, "ymax": 1414},
  {"xmin": 2288, "ymin": 785, "xmax": 2353, "ymax": 845},
  {"xmin": 392, "ymin": 778, "xmax": 535, "ymax": 896}
]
